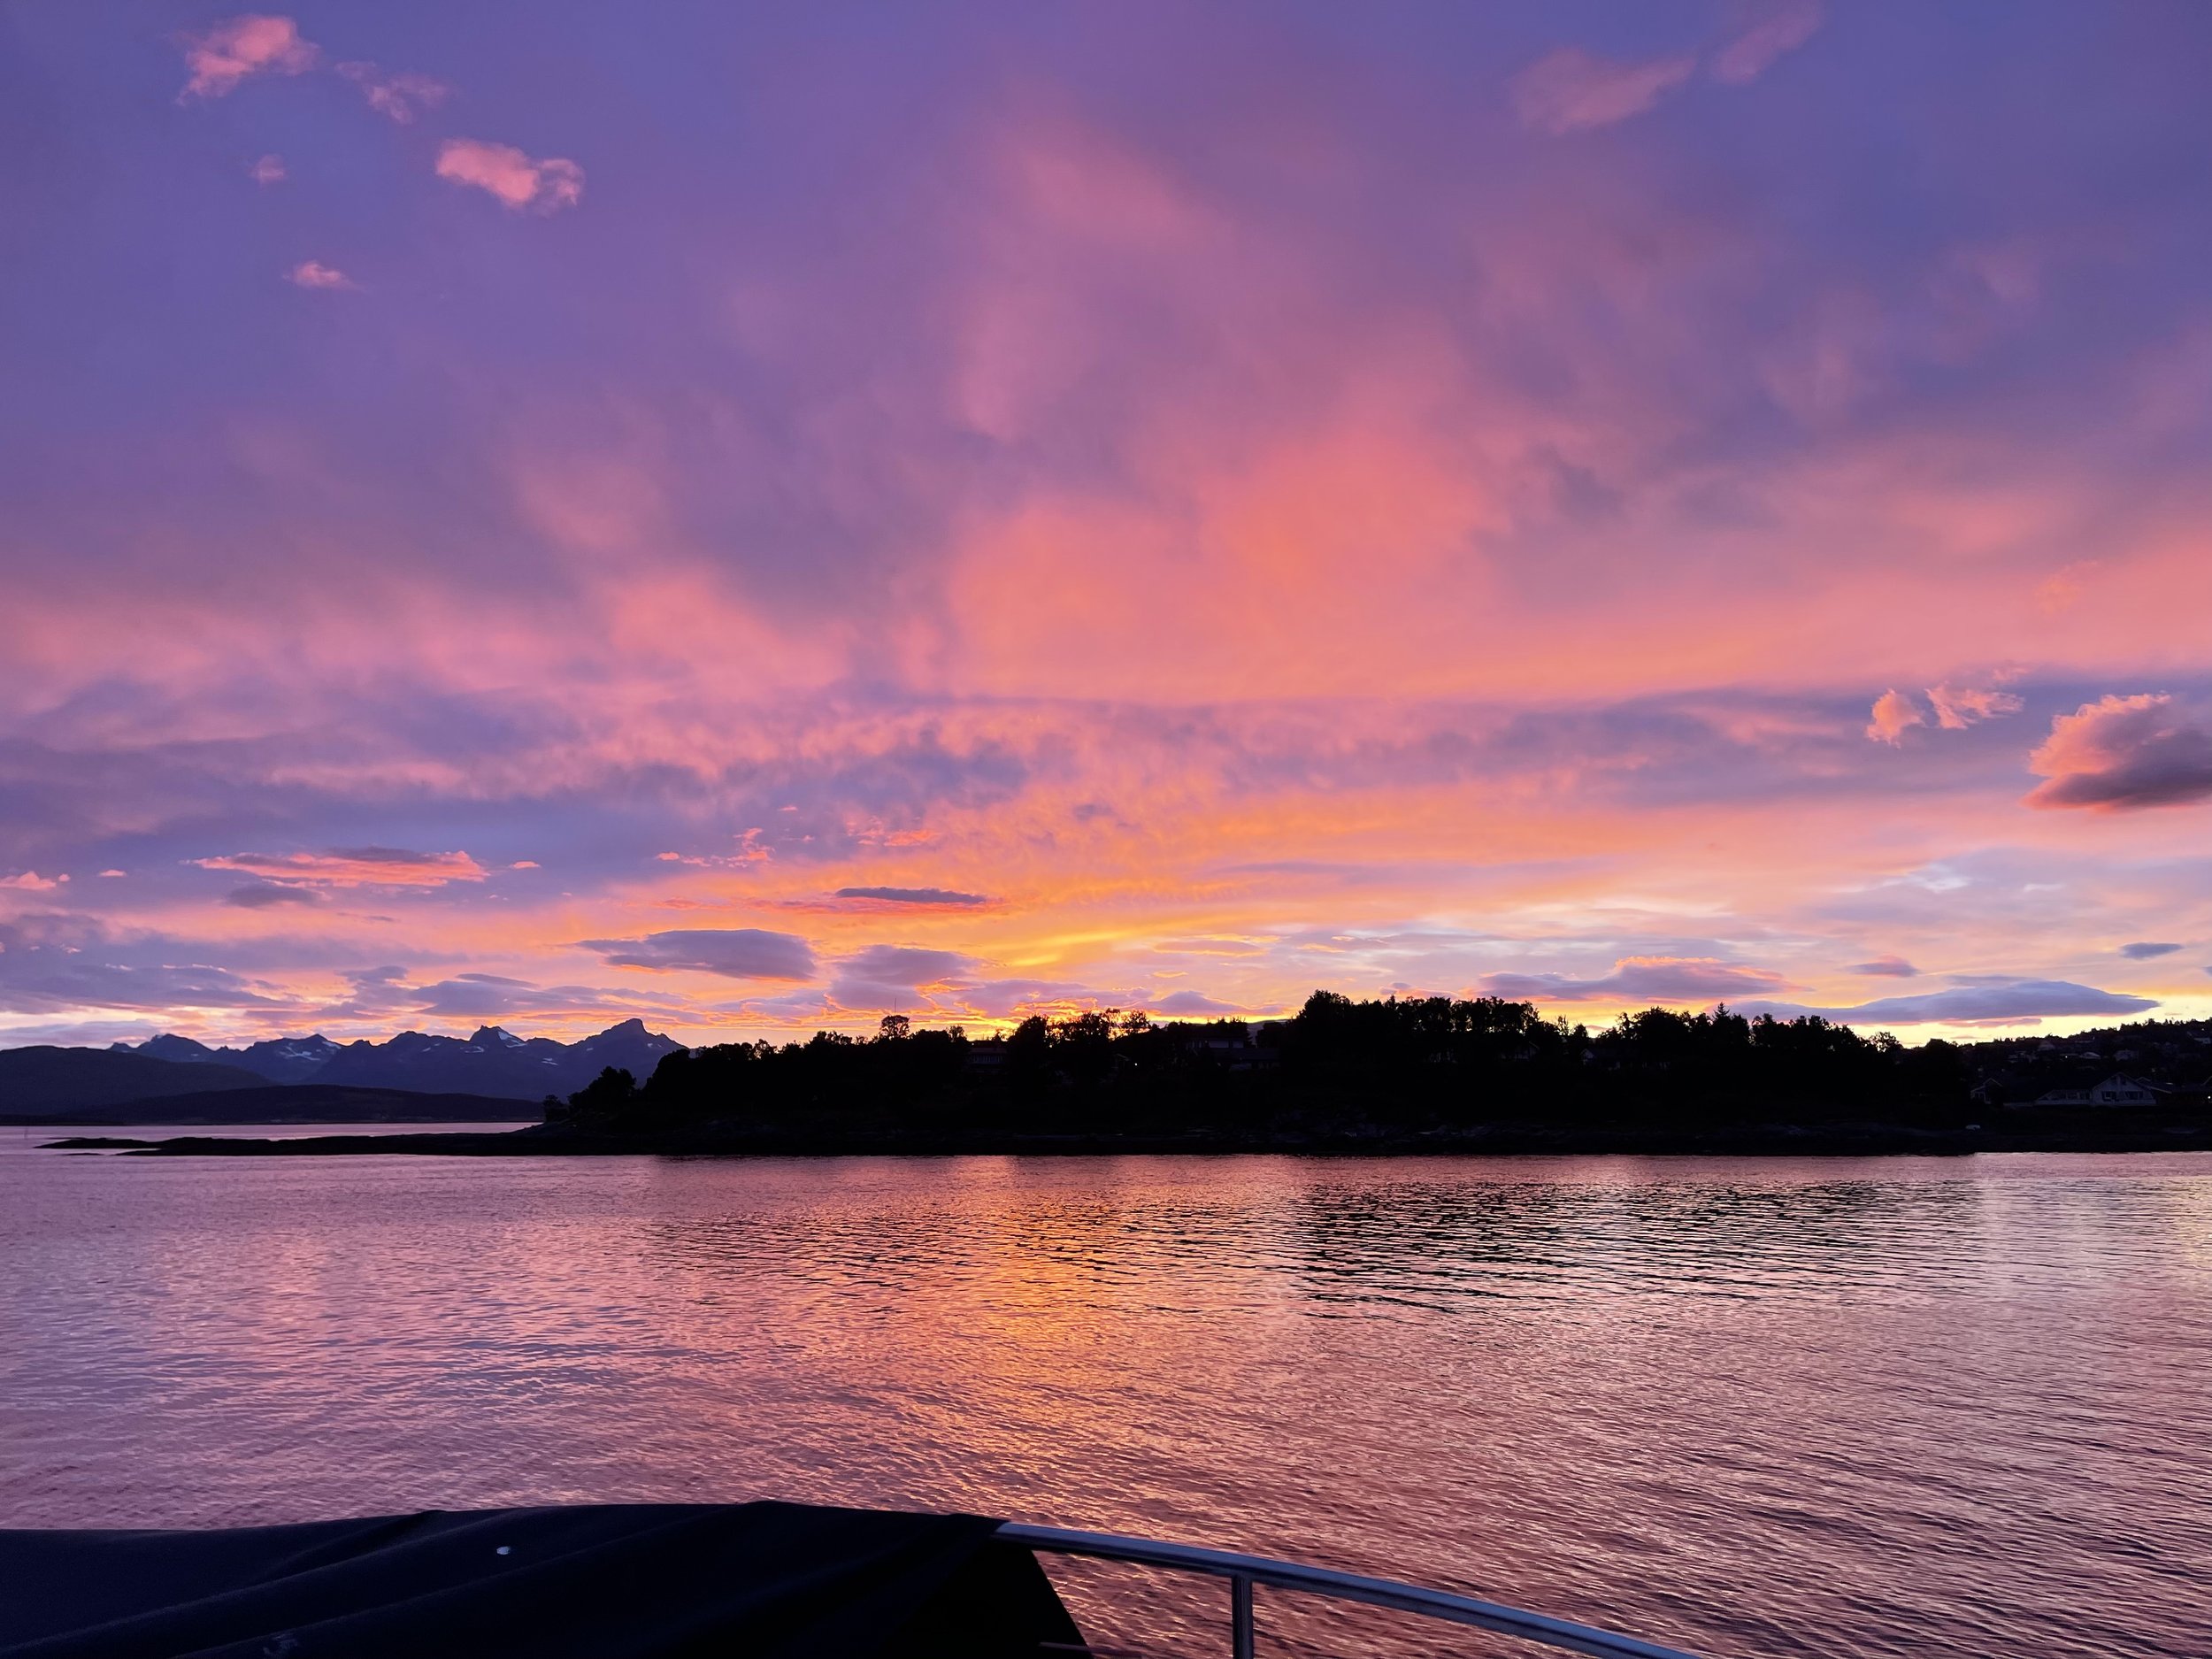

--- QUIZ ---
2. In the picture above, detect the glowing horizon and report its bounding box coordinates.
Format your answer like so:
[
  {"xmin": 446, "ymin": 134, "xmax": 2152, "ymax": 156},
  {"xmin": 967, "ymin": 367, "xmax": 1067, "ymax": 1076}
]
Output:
[{"xmin": 4, "ymin": 4, "xmax": 2210, "ymax": 1048}]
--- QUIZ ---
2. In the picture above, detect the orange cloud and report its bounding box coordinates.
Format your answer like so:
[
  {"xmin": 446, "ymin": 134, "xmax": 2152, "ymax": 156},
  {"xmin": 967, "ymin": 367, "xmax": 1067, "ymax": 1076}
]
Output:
[{"xmin": 1865, "ymin": 690, "xmax": 1923, "ymax": 744}]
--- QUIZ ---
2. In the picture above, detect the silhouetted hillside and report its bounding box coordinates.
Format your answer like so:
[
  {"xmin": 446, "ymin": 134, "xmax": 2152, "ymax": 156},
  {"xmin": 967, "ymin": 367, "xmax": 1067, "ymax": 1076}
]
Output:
[
  {"xmin": 9, "ymin": 1083, "xmax": 539, "ymax": 1126},
  {"xmin": 0, "ymin": 1048, "xmax": 272, "ymax": 1114},
  {"xmin": 1957, "ymin": 1018, "xmax": 2212, "ymax": 1105}
]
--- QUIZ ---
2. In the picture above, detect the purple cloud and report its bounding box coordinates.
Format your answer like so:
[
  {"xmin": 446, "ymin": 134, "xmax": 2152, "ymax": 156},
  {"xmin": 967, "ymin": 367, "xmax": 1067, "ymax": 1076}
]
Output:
[
  {"xmin": 827, "ymin": 945, "xmax": 976, "ymax": 1010},
  {"xmin": 2119, "ymin": 941, "xmax": 2182, "ymax": 960},
  {"xmin": 833, "ymin": 887, "xmax": 988, "ymax": 906},
  {"xmin": 1847, "ymin": 956, "xmax": 1918, "ymax": 977},
  {"xmin": 1150, "ymin": 990, "xmax": 1243, "ymax": 1017},
  {"xmin": 583, "ymin": 928, "xmax": 818, "ymax": 980},
  {"xmin": 1745, "ymin": 979, "xmax": 2157, "ymax": 1026},
  {"xmin": 0, "ymin": 916, "xmax": 296, "ymax": 1014},
  {"xmin": 1484, "ymin": 957, "xmax": 1791, "ymax": 1003},
  {"xmin": 2027, "ymin": 695, "xmax": 2212, "ymax": 810}
]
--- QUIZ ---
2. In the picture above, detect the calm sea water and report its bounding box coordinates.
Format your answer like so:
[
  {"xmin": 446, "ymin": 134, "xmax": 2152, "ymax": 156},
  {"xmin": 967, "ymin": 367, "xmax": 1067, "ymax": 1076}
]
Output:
[{"xmin": 2, "ymin": 1145, "xmax": 2206, "ymax": 1657}]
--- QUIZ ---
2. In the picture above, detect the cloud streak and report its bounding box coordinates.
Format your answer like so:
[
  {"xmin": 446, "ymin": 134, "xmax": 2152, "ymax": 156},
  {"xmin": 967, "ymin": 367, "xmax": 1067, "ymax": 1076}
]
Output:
[
  {"xmin": 1511, "ymin": 48, "xmax": 1694, "ymax": 134},
  {"xmin": 1746, "ymin": 979, "xmax": 2158, "ymax": 1026},
  {"xmin": 583, "ymin": 929, "xmax": 818, "ymax": 980},
  {"xmin": 832, "ymin": 886, "xmax": 988, "ymax": 907},
  {"xmin": 1710, "ymin": 2, "xmax": 1824, "ymax": 86},
  {"xmin": 196, "ymin": 849, "xmax": 487, "ymax": 887},
  {"xmin": 1484, "ymin": 957, "xmax": 1792, "ymax": 1004}
]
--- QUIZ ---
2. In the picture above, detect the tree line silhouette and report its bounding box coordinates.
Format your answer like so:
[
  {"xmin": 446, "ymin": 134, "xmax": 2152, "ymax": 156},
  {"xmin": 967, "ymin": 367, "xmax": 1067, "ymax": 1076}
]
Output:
[{"xmin": 556, "ymin": 990, "xmax": 1971, "ymax": 1141}]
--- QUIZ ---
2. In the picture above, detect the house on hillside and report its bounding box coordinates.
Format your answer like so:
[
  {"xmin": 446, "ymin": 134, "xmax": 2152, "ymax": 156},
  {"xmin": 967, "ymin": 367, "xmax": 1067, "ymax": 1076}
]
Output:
[{"xmin": 2034, "ymin": 1073, "xmax": 2164, "ymax": 1109}]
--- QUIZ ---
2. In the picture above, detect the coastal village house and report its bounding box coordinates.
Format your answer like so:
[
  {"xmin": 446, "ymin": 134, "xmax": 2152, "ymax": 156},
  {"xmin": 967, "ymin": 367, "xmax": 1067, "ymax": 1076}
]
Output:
[{"xmin": 2032, "ymin": 1073, "xmax": 2165, "ymax": 1109}]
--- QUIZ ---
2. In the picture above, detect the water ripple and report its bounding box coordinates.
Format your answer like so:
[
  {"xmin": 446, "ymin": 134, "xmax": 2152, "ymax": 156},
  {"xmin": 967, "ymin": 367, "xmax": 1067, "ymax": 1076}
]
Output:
[{"xmin": 1, "ymin": 1150, "xmax": 2208, "ymax": 1657}]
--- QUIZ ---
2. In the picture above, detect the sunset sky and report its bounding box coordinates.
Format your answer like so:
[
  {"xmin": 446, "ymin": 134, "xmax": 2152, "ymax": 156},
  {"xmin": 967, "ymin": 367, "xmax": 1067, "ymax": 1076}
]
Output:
[{"xmin": 4, "ymin": 2, "xmax": 2210, "ymax": 1047}]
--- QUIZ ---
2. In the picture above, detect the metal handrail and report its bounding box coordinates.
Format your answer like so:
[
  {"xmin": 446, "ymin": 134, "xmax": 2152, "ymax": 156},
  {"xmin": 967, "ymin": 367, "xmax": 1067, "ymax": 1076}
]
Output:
[{"xmin": 995, "ymin": 1522, "xmax": 1704, "ymax": 1659}]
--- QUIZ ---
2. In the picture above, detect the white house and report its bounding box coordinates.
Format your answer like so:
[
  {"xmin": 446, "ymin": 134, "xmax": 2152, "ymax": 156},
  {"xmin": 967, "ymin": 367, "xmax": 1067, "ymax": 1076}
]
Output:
[{"xmin": 2036, "ymin": 1073, "xmax": 2162, "ymax": 1108}]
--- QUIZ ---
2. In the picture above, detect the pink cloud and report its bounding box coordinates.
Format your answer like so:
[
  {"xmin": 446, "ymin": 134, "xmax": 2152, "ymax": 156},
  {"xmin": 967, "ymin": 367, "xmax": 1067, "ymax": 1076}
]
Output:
[
  {"xmin": 2027, "ymin": 694, "xmax": 2212, "ymax": 810},
  {"xmin": 195, "ymin": 849, "xmax": 488, "ymax": 887},
  {"xmin": 1511, "ymin": 47, "xmax": 1695, "ymax": 134},
  {"xmin": 1711, "ymin": 1, "xmax": 1825, "ymax": 86},
  {"xmin": 1866, "ymin": 689, "xmax": 1923, "ymax": 744},
  {"xmin": 0, "ymin": 871, "xmax": 66, "ymax": 891},
  {"xmin": 435, "ymin": 139, "xmax": 585, "ymax": 212},
  {"xmin": 286, "ymin": 260, "xmax": 355, "ymax": 290},
  {"xmin": 178, "ymin": 15, "xmax": 318, "ymax": 101},
  {"xmin": 250, "ymin": 154, "xmax": 287, "ymax": 186},
  {"xmin": 337, "ymin": 61, "xmax": 450, "ymax": 125},
  {"xmin": 1928, "ymin": 683, "xmax": 2023, "ymax": 730}
]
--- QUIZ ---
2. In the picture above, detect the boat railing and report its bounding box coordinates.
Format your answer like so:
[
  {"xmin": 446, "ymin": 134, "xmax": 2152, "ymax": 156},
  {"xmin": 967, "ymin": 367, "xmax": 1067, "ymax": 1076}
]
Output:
[{"xmin": 995, "ymin": 1522, "xmax": 1704, "ymax": 1659}]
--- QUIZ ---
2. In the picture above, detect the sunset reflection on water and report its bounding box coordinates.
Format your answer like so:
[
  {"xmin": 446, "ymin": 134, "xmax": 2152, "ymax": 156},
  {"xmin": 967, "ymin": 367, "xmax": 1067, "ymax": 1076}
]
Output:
[{"xmin": 3, "ymin": 1151, "xmax": 2208, "ymax": 1657}]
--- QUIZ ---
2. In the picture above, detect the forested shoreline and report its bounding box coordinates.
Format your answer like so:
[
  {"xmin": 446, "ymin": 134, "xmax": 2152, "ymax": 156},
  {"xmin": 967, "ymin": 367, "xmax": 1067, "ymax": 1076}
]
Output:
[{"xmin": 548, "ymin": 993, "xmax": 1978, "ymax": 1148}]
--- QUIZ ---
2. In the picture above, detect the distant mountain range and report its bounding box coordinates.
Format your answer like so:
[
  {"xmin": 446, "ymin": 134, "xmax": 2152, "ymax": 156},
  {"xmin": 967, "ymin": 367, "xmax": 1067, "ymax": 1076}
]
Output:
[{"xmin": 0, "ymin": 1021, "xmax": 686, "ymax": 1117}]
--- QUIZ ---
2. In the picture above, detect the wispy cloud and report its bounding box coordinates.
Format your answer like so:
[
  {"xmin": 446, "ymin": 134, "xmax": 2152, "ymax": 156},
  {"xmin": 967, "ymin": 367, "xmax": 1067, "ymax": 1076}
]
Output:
[
  {"xmin": 178, "ymin": 15, "xmax": 318, "ymax": 101},
  {"xmin": 1151, "ymin": 990, "xmax": 1243, "ymax": 1017},
  {"xmin": 1868, "ymin": 683, "xmax": 2020, "ymax": 743},
  {"xmin": 0, "ymin": 917, "xmax": 295, "ymax": 1014},
  {"xmin": 224, "ymin": 884, "xmax": 323, "ymax": 909},
  {"xmin": 196, "ymin": 849, "xmax": 486, "ymax": 887},
  {"xmin": 1711, "ymin": 1, "xmax": 1825, "ymax": 85},
  {"xmin": 832, "ymin": 886, "xmax": 988, "ymax": 907},
  {"xmin": 337, "ymin": 61, "xmax": 450, "ymax": 125},
  {"xmin": 2027, "ymin": 694, "xmax": 2212, "ymax": 810},
  {"xmin": 286, "ymin": 259, "xmax": 356, "ymax": 290},
  {"xmin": 250, "ymin": 153, "xmax": 287, "ymax": 186},
  {"xmin": 435, "ymin": 139, "xmax": 585, "ymax": 212},
  {"xmin": 2120, "ymin": 941, "xmax": 2182, "ymax": 959},
  {"xmin": 1928, "ymin": 683, "xmax": 2023, "ymax": 730},
  {"xmin": 1511, "ymin": 47, "xmax": 1694, "ymax": 134}
]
